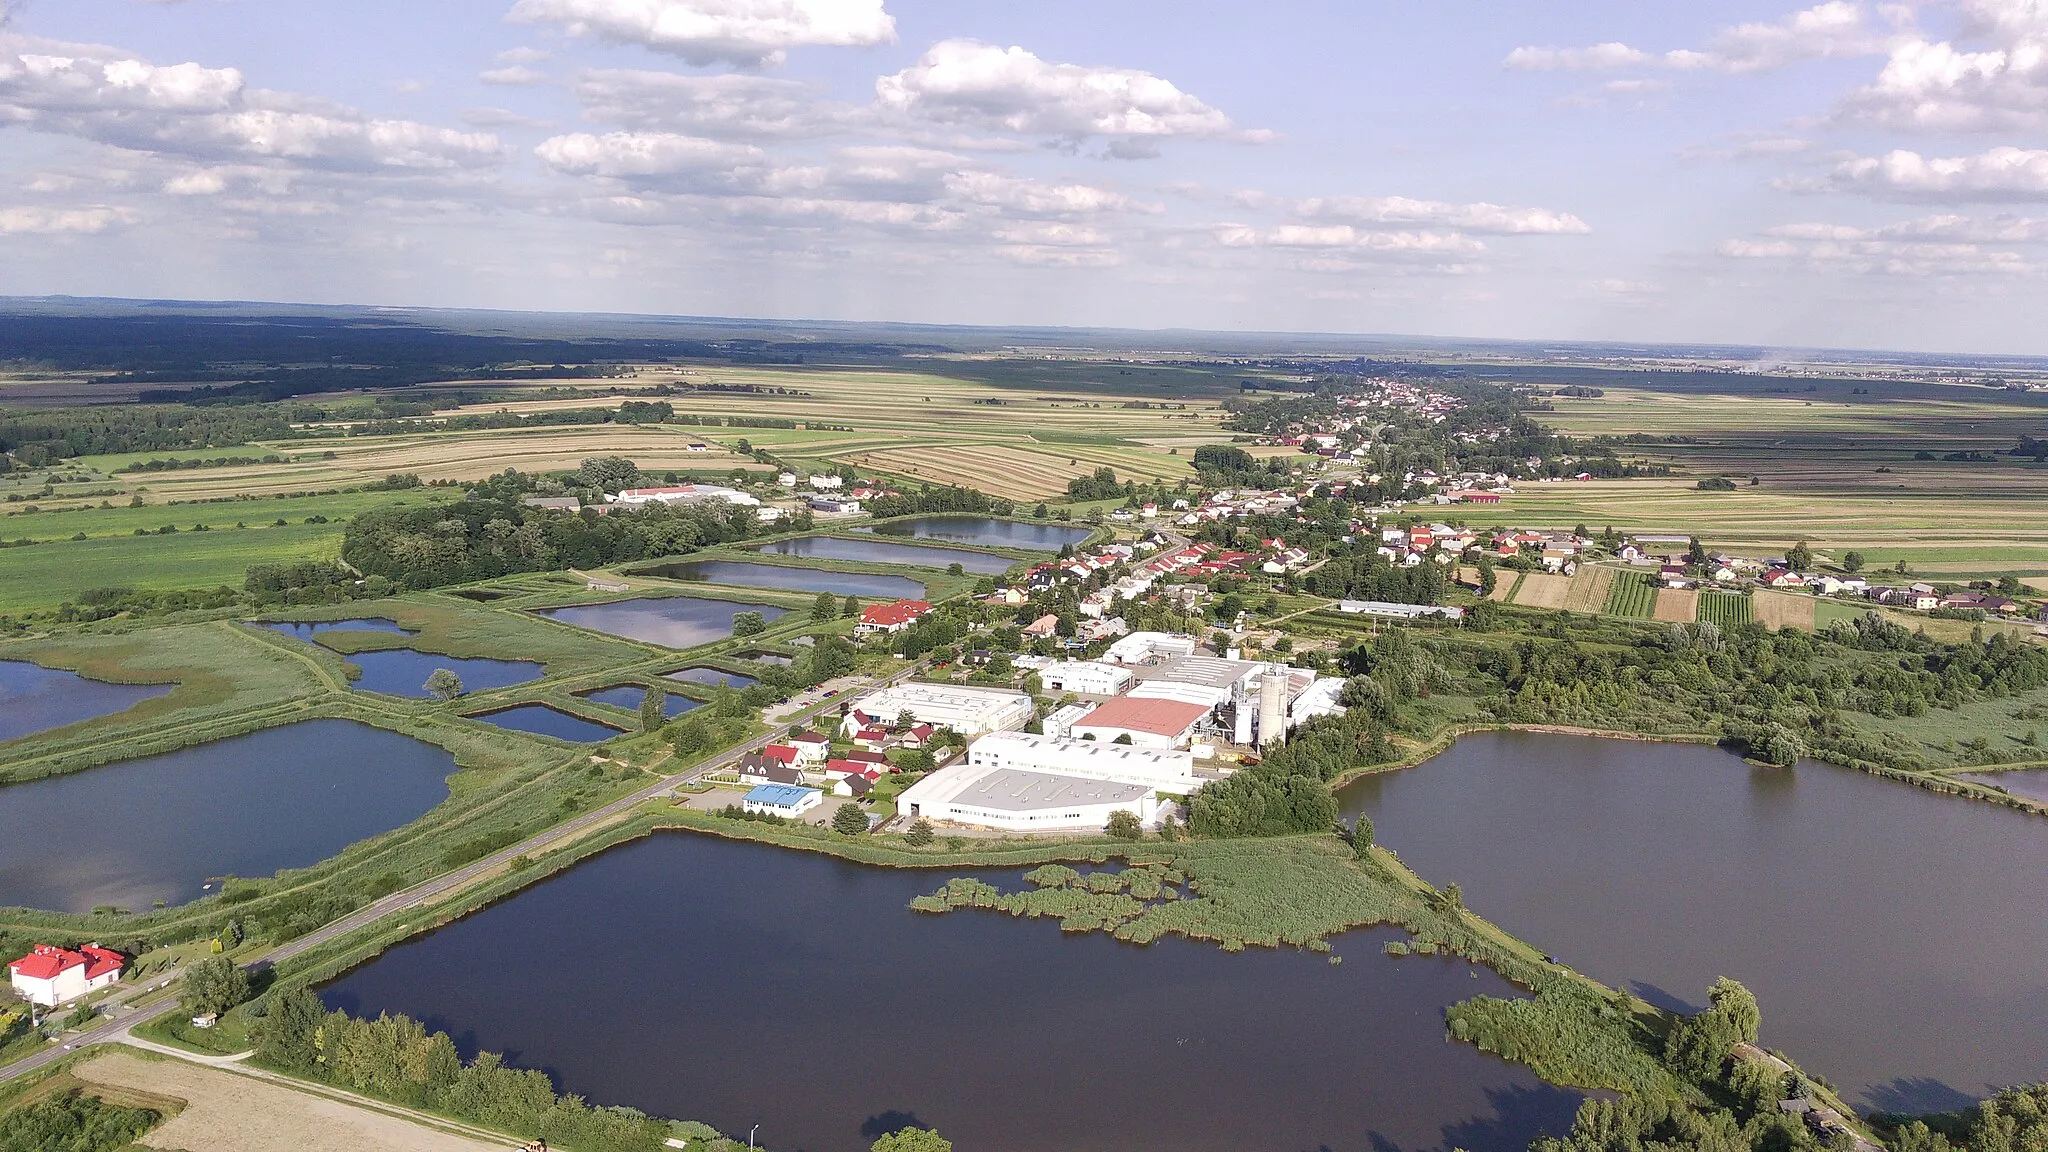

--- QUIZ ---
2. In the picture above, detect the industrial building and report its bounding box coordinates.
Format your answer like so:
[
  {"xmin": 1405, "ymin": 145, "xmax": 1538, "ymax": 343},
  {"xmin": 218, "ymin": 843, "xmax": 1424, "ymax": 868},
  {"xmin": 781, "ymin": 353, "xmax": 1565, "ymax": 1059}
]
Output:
[
  {"xmin": 1103, "ymin": 631, "xmax": 1199, "ymax": 666},
  {"xmin": 1067, "ymin": 695, "xmax": 1211, "ymax": 749},
  {"xmin": 742, "ymin": 783, "xmax": 822, "ymax": 818},
  {"xmin": 1035, "ymin": 660, "xmax": 1135, "ymax": 696},
  {"xmin": 840, "ymin": 683, "xmax": 1033, "ymax": 738},
  {"xmin": 896, "ymin": 762, "xmax": 1158, "ymax": 833},
  {"xmin": 968, "ymin": 731, "xmax": 1207, "ymax": 793},
  {"xmin": 1127, "ymin": 655, "xmax": 1342, "ymax": 747}
]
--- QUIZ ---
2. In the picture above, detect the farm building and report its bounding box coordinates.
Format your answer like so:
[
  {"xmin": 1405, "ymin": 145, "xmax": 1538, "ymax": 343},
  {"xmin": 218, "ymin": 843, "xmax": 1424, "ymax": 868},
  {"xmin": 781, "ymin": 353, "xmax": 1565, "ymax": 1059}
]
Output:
[
  {"xmin": 742, "ymin": 784, "xmax": 823, "ymax": 819},
  {"xmin": 8, "ymin": 944, "xmax": 124, "ymax": 1007},
  {"xmin": 1336, "ymin": 601, "xmax": 1467, "ymax": 621},
  {"xmin": 839, "ymin": 683, "xmax": 1033, "ymax": 737},
  {"xmin": 896, "ymin": 762, "xmax": 1159, "ymax": 833},
  {"xmin": 611, "ymin": 484, "xmax": 761, "ymax": 508}
]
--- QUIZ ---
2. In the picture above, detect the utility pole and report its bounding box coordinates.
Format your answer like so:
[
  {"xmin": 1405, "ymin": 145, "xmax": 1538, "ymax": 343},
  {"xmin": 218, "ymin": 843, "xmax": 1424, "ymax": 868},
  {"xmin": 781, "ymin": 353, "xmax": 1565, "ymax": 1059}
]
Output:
[{"xmin": 749, "ymin": 1124, "xmax": 759, "ymax": 1149}]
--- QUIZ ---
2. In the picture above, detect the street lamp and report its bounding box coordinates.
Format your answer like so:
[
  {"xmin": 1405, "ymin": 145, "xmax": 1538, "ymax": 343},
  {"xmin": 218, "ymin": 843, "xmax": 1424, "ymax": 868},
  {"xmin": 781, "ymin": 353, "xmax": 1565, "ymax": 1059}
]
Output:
[{"xmin": 749, "ymin": 1124, "xmax": 759, "ymax": 1149}]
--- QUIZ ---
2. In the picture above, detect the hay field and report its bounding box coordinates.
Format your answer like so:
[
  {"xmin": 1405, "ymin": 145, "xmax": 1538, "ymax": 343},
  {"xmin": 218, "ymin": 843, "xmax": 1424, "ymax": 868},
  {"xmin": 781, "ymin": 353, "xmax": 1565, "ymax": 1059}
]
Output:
[
  {"xmin": 1511, "ymin": 573, "xmax": 1573, "ymax": 609},
  {"xmin": 1753, "ymin": 590, "xmax": 1818, "ymax": 631},
  {"xmin": 1654, "ymin": 587, "xmax": 1699, "ymax": 623},
  {"xmin": 1562, "ymin": 566, "xmax": 1615, "ymax": 613},
  {"xmin": 74, "ymin": 1052, "xmax": 504, "ymax": 1152}
]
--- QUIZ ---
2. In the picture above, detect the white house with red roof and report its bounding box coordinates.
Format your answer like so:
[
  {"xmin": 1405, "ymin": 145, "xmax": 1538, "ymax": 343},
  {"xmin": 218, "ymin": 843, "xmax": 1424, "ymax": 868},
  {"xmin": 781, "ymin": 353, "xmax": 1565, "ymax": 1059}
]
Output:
[
  {"xmin": 855, "ymin": 599, "xmax": 933, "ymax": 635},
  {"xmin": 8, "ymin": 944, "xmax": 124, "ymax": 1006},
  {"xmin": 787, "ymin": 730, "xmax": 831, "ymax": 766}
]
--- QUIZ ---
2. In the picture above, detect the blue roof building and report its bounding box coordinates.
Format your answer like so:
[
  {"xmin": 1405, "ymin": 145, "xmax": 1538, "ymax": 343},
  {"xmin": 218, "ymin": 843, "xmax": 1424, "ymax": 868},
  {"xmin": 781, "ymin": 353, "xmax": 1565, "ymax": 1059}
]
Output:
[{"xmin": 743, "ymin": 783, "xmax": 823, "ymax": 818}]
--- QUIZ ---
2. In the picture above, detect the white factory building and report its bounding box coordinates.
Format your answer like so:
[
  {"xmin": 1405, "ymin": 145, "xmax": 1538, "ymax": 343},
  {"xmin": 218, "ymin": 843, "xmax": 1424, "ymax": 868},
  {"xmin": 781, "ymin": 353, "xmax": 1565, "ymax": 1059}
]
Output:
[
  {"xmin": 1035, "ymin": 660, "xmax": 1135, "ymax": 696},
  {"xmin": 896, "ymin": 761, "xmax": 1160, "ymax": 833},
  {"xmin": 610, "ymin": 484, "xmax": 761, "ymax": 508},
  {"xmin": 968, "ymin": 731, "xmax": 1207, "ymax": 793},
  {"xmin": 839, "ymin": 683, "xmax": 1033, "ymax": 738},
  {"xmin": 1119, "ymin": 654, "xmax": 1346, "ymax": 748},
  {"xmin": 1103, "ymin": 631, "xmax": 1199, "ymax": 666}
]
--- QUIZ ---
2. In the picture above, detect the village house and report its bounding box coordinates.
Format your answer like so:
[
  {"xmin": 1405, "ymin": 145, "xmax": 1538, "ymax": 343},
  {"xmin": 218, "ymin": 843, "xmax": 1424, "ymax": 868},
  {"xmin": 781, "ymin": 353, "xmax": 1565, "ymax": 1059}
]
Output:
[
  {"xmin": 786, "ymin": 730, "xmax": 831, "ymax": 766},
  {"xmin": 855, "ymin": 599, "xmax": 934, "ymax": 635},
  {"xmin": 7, "ymin": 943, "xmax": 124, "ymax": 1007},
  {"xmin": 736, "ymin": 747, "xmax": 804, "ymax": 787}
]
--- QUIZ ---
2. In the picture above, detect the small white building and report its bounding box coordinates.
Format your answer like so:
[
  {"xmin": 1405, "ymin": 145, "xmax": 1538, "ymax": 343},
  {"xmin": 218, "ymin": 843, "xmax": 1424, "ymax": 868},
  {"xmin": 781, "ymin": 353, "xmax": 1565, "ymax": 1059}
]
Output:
[
  {"xmin": 742, "ymin": 784, "xmax": 823, "ymax": 819},
  {"xmin": 1036, "ymin": 660, "xmax": 1135, "ymax": 696},
  {"xmin": 7, "ymin": 944, "xmax": 124, "ymax": 1007},
  {"xmin": 896, "ymin": 761, "xmax": 1158, "ymax": 833},
  {"xmin": 840, "ymin": 683, "xmax": 1034, "ymax": 737}
]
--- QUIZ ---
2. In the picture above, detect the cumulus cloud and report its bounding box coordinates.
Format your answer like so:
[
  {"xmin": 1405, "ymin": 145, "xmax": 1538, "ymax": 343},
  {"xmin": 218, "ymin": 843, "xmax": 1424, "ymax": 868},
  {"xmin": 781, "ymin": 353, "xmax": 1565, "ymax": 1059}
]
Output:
[
  {"xmin": 0, "ymin": 36, "xmax": 504, "ymax": 172},
  {"xmin": 505, "ymin": 0, "xmax": 896, "ymax": 67},
  {"xmin": 875, "ymin": 39, "xmax": 1245, "ymax": 146},
  {"xmin": 1837, "ymin": 1, "xmax": 2048, "ymax": 132},
  {"xmin": 0, "ymin": 203, "xmax": 134, "ymax": 233},
  {"xmin": 1719, "ymin": 206, "xmax": 2048, "ymax": 275},
  {"xmin": 480, "ymin": 65, "xmax": 547, "ymax": 85},
  {"xmin": 1826, "ymin": 146, "xmax": 2048, "ymax": 199},
  {"xmin": 1280, "ymin": 194, "xmax": 1590, "ymax": 235},
  {"xmin": 534, "ymin": 130, "xmax": 765, "ymax": 194},
  {"xmin": 1506, "ymin": 2, "xmax": 1891, "ymax": 75},
  {"xmin": 572, "ymin": 69, "xmax": 852, "ymax": 138}
]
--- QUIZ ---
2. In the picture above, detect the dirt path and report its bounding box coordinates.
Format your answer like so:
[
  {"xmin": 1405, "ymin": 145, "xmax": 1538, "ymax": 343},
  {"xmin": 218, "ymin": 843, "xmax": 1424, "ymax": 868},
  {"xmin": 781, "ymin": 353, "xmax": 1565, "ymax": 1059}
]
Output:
[{"xmin": 73, "ymin": 1052, "xmax": 505, "ymax": 1152}]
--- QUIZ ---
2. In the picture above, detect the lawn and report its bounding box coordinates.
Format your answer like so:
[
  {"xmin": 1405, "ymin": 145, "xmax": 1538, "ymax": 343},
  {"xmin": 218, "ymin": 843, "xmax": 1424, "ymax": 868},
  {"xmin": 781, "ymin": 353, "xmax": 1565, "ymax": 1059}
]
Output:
[{"xmin": 0, "ymin": 522, "xmax": 343, "ymax": 612}]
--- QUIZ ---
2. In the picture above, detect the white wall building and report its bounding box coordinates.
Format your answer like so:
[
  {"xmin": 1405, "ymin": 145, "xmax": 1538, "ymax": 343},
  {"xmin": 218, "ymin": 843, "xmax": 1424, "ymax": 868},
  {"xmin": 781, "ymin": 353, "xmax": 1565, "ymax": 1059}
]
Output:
[
  {"xmin": 7, "ymin": 945, "xmax": 124, "ymax": 1007},
  {"xmin": 897, "ymin": 761, "xmax": 1159, "ymax": 833},
  {"xmin": 969, "ymin": 731, "xmax": 1206, "ymax": 793},
  {"xmin": 840, "ymin": 683, "xmax": 1034, "ymax": 738},
  {"xmin": 742, "ymin": 784, "xmax": 822, "ymax": 819},
  {"xmin": 1041, "ymin": 702, "xmax": 1093, "ymax": 741},
  {"xmin": 1102, "ymin": 631, "xmax": 1199, "ymax": 666},
  {"xmin": 611, "ymin": 484, "xmax": 761, "ymax": 508},
  {"xmin": 1036, "ymin": 660, "xmax": 1135, "ymax": 696}
]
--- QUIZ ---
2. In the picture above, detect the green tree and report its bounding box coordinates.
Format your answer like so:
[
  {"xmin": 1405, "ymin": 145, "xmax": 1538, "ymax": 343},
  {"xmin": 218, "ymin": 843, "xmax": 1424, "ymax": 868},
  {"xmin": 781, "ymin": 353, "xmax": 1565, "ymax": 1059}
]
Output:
[
  {"xmin": 1105, "ymin": 809, "xmax": 1143, "ymax": 839},
  {"xmin": 1787, "ymin": 540, "xmax": 1814, "ymax": 570},
  {"xmin": 905, "ymin": 818, "xmax": 935, "ymax": 847},
  {"xmin": 575, "ymin": 455, "xmax": 640, "ymax": 492},
  {"xmin": 423, "ymin": 668, "xmax": 464, "ymax": 701},
  {"xmin": 1350, "ymin": 813, "xmax": 1375, "ymax": 856},
  {"xmin": 257, "ymin": 986, "xmax": 328, "ymax": 1072},
  {"xmin": 1477, "ymin": 555, "xmax": 1497, "ymax": 597},
  {"xmin": 1111, "ymin": 733, "xmax": 1134, "ymax": 745},
  {"xmin": 639, "ymin": 687, "xmax": 666, "ymax": 732},
  {"xmin": 873, "ymin": 1129, "xmax": 952, "ymax": 1152},
  {"xmin": 183, "ymin": 955, "xmax": 250, "ymax": 1017},
  {"xmin": 1842, "ymin": 550, "xmax": 1865, "ymax": 573},
  {"xmin": 732, "ymin": 611, "xmax": 767, "ymax": 638},
  {"xmin": 832, "ymin": 803, "xmax": 870, "ymax": 835},
  {"xmin": 811, "ymin": 591, "xmax": 837, "ymax": 621},
  {"xmin": 842, "ymin": 594, "xmax": 861, "ymax": 617}
]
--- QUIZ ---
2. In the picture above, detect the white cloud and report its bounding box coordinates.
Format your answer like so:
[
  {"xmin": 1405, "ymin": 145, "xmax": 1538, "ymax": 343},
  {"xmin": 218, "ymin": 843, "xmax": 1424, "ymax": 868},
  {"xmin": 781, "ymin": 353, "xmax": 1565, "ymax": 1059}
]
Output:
[
  {"xmin": 535, "ymin": 130, "xmax": 764, "ymax": 187},
  {"xmin": 1720, "ymin": 204, "xmax": 2048, "ymax": 275},
  {"xmin": 0, "ymin": 36, "xmax": 504, "ymax": 172},
  {"xmin": 0, "ymin": 203, "xmax": 134, "ymax": 233},
  {"xmin": 572, "ymin": 69, "xmax": 851, "ymax": 138},
  {"xmin": 495, "ymin": 46, "xmax": 552, "ymax": 64},
  {"xmin": 162, "ymin": 168, "xmax": 224, "ymax": 194},
  {"xmin": 1838, "ymin": 2, "xmax": 2048, "ymax": 132},
  {"xmin": 480, "ymin": 65, "xmax": 547, "ymax": 86},
  {"xmin": 1283, "ymin": 194, "xmax": 1590, "ymax": 235},
  {"xmin": 505, "ymin": 0, "xmax": 896, "ymax": 67},
  {"xmin": 874, "ymin": 39, "xmax": 1243, "ymax": 145},
  {"xmin": 1827, "ymin": 146, "xmax": 2048, "ymax": 199},
  {"xmin": 1503, "ymin": 42, "xmax": 1648, "ymax": 72},
  {"xmin": 1506, "ymin": 2, "xmax": 1890, "ymax": 75},
  {"xmin": 1215, "ymin": 222, "xmax": 1486, "ymax": 256}
]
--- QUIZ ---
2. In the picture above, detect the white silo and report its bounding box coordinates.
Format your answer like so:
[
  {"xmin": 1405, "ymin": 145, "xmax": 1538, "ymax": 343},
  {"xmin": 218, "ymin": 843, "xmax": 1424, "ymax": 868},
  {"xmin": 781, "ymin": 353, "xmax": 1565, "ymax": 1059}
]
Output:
[{"xmin": 1258, "ymin": 664, "xmax": 1287, "ymax": 748}]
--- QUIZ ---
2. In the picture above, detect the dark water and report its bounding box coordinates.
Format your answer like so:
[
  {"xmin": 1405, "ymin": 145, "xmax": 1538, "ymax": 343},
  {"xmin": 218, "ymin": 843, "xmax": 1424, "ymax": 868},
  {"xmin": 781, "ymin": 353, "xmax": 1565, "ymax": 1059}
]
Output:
[
  {"xmin": 864, "ymin": 516, "xmax": 1091, "ymax": 551},
  {"xmin": 664, "ymin": 666, "xmax": 759, "ymax": 690},
  {"xmin": 538, "ymin": 596, "xmax": 790, "ymax": 649},
  {"xmin": 0, "ymin": 720, "xmax": 452, "ymax": 913},
  {"xmin": 738, "ymin": 650, "xmax": 794, "ymax": 666},
  {"xmin": 577, "ymin": 685, "xmax": 701, "ymax": 718},
  {"xmin": 260, "ymin": 617, "xmax": 416, "ymax": 642},
  {"xmin": 345, "ymin": 649, "xmax": 544, "ymax": 698},
  {"xmin": 636, "ymin": 560, "xmax": 925, "ymax": 600},
  {"xmin": 466, "ymin": 704, "xmax": 623, "ymax": 743},
  {"xmin": 0, "ymin": 660, "xmax": 171, "ymax": 744},
  {"xmin": 1338, "ymin": 732, "xmax": 2048, "ymax": 1113},
  {"xmin": 1957, "ymin": 768, "xmax": 2048, "ymax": 805},
  {"xmin": 324, "ymin": 834, "xmax": 1578, "ymax": 1152},
  {"xmin": 754, "ymin": 536, "xmax": 1018, "ymax": 575}
]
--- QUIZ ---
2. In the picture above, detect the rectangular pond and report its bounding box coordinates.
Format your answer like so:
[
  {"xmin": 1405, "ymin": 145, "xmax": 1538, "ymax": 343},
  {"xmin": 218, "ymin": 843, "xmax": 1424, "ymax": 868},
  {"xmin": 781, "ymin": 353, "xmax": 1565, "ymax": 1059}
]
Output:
[
  {"xmin": 537, "ymin": 596, "xmax": 790, "ymax": 649},
  {"xmin": 631, "ymin": 560, "xmax": 925, "ymax": 601},
  {"xmin": 576, "ymin": 685, "xmax": 701, "ymax": 718},
  {"xmin": 1956, "ymin": 768, "xmax": 2048, "ymax": 805},
  {"xmin": 663, "ymin": 666, "xmax": 759, "ymax": 690},
  {"xmin": 0, "ymin": 719, "xmax": 454, "ymax": 913},
  {"xmin": 0, "ymin": 660, "xmax": 171, "ymax": 744},
  {"xmin": 861, "ymin": 515, "xmax": 1092, "ymax": 551},
  {"xmin": 753, "ymin": 536, "xmax": 1018, "ymax": 575},
  {"xmin": 466, "ymin": 704, "xmax": 624, "ymax": 743},
  {"xmin": 1338, "ymin": 731, "xmax": 2048, "ymax": 1113},
  {"xmin": 323, "ymin": 833, "xmax": 1580, "ymax": 1152},
  {"xmin": 343, "ymin": 649, "xmax": 544, "ymax": 698},
  {"xmin": 259, "ymin": 617, "xmax": 417, "ymax": 643}
]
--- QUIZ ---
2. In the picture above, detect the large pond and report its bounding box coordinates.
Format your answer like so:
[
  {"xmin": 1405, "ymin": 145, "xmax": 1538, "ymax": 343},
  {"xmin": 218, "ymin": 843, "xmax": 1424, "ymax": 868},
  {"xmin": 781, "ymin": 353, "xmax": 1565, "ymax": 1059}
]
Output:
[
  {"xmin": 0, "ymin": 719, "xmax": 453, "ymax": 913},
  {"xmin": 0, "ymin": 660, "xmax": 171, "ymax": 744},
  {"xmin": 1957, "ymin": 768, "xmax": 2048, "ymax": 805},
  {"xmin": 260, "ymin": 617, "xmax": 416, "ymax": 643},
  {"xmin": 467, "ymin": 704, "xmax": 624, "ymax": 744},
  {"xmin": 1338, "ymin": 732, "xmax": 2048, "ymax": 1113},
  {"xmin": 324, "ymin": 834, "xmax": 1580, "ymax": 1152},
  {"xmin": 345, "ymin": 649, "xmax": 544, "ymax": 698},
  {"xmin": 663, "ymin": 666, "xmax": 758, "ymax": 690},
  {"xmin": 863, "ymin": 515, "xmax": 1092, "ymax": 551},
  {"xmin": 578, "ymin": 685, "xmax": 701, "ymax": 718},
  {"xmin": 753, "ymin": 536, "xmax": 1017, "ymax": 575},
  {"xmin": 538, "ymin": 596, "xmax": 790, "ymax": 649},
  {"xmin": 635, "ymin": 560, "xmax": 925, "ymax": 601}
]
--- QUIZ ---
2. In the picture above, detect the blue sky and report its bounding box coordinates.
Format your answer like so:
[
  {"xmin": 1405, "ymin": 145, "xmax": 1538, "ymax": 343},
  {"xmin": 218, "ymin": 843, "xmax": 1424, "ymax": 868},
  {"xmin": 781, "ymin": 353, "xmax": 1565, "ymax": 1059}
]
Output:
[{"xmin": 4, "ymin": 0, "xmax": 2048, "ymax": 352}]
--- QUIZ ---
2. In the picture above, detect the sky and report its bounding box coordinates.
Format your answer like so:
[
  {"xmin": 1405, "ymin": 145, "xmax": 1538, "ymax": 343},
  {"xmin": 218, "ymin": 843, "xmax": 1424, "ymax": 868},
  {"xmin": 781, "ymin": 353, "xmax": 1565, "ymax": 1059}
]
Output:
[{"xmin": 4, "ymin": 1, "xmax": 2048, "ymax": 353}]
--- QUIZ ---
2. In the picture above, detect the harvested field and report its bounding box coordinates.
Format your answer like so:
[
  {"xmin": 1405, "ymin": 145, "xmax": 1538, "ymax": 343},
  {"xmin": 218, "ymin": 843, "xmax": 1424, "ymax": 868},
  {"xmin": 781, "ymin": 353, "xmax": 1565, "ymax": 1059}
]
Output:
[
  {"xmin": 1511, "ymin": 573, "xmax": 1573, "ymax": 610},
  {"xmin": 1563, "ymin": 566, "xmax": 1615, "ymax": 614},
  {"xmin": 73, "ymin": 1052, "xmax": 504, "ymax": 1152},
  {"xmin": 1753, "ymin": 589, "xmax": 1818, "ymax": 632},
  {"xmin": 1654, "ymin": 587, "xmax": 1699, "ymax": 623},
  {"xmin": 843, "ymin": 442, "xmax": 1192, "ymax": 501},
  {"xmin": 1490, "ymin": 573, "xmax": 1518, "ymax": 602}
]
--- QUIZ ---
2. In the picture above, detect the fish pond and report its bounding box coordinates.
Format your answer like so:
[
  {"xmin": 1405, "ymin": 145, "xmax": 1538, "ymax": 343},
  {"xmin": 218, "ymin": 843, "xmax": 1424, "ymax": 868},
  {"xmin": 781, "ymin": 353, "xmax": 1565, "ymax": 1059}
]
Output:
[
  {"xmin": 577, "ymin": 685, "xmax": 701, "ymax": 718},
  {"xmin": 343, "ymin": 650, "xmax": 544, "ymax": 698},
  {"xmin": 1338, "ymin": 732, "xmax": 2048, "ymax": 1113},
  {"xmin": 0, "ymin": 719, "xmax": 453, "ymax": 913},
  {"xmin": 633, "ymin": 559, "xmax": 925, "ymax": 600},
  {"xmin": 466, "ymin": 704, "xmax": 624, "ymax": 743},
  {"xmin": 1956, "ymin": 768, "xmax": 2048, "ymax": 805},
  {"xmin": 537, "ymin": 596, "xmax": 790, "ymax": 649},
  {"xmin": 753, "ymin": 536, "xmax": 1018, "ymax": 575},
  {"xmin": 663, "ymin": 666, "xmax": 758, "ymax": 690},
  {"xmin": 259, "ymin": 617, "xmax": 416, "ymax": 643},
  {"xmin": 0, "ymin": 660, "xmax": 171, "ymax": 744},
  {"xmin": 863, "ymin": 515, "xmax": 1092, "ymax": 551},
  {"xmin": 324, "ymin": 834, "xmax": 1580, "ymax": 1152}
]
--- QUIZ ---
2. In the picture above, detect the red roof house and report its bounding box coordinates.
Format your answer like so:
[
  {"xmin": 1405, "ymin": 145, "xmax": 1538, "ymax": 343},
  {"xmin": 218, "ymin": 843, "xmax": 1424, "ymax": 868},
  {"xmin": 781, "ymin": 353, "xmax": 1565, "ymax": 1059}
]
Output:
[
  {"xmin": 856, "ymin": 599, "xmax": 934, "ymax": 635},
  {"xmin": 7, "ymin": 944, "xmax": 124, "ymax": 1007}
]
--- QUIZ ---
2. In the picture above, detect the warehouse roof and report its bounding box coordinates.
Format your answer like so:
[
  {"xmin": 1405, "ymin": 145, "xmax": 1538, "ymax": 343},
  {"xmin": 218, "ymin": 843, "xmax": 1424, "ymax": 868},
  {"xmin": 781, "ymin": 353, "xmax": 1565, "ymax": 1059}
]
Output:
[{"xmin": 1073, "ymin": 695, "xmax": 1210, "ymax": 737}]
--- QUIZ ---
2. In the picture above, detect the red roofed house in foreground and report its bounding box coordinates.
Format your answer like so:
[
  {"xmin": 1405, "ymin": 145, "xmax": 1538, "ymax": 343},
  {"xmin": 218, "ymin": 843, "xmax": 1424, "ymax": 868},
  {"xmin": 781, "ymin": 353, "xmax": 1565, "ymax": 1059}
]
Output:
[
  {"xmin": 855, "ymin": 599, "xmax": 934, "ymax": 635},
  {"xmin": 1068, "ymin": 696, "xmax": 1212, "ymax": 750},
  {"xmin": 8, "ymin": 943, "xmax": 124, "ymax": 1006}
]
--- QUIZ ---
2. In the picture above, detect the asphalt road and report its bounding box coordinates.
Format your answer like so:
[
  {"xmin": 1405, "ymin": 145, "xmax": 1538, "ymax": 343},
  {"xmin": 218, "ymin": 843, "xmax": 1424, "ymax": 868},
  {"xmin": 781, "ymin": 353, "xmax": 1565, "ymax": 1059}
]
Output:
[{"xmin": 0, "ymin": 658, "xmax": 926, "ymax": 1085}]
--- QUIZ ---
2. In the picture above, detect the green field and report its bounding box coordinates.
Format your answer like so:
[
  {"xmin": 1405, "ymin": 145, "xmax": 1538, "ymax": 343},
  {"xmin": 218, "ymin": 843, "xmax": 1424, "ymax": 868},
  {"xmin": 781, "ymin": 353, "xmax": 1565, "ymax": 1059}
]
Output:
[
  {"xmin": 1603, "ymin": 572, "xmax": 1659, "ymax": 619},
  {"xmin": 1698, "ymin": 590, "xmax": 1754, "ymax": 629},
  {"xmin": 0, "ymin": 522, "xmax": 344, "ymax": 612}
]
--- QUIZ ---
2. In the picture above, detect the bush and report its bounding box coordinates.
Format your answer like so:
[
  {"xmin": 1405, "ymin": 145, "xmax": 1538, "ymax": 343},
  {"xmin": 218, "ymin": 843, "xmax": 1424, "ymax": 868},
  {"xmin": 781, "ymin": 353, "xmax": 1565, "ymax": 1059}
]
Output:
[{"xmin": 832, "ymin": 803, "xmax": 869, "ymax": 835}]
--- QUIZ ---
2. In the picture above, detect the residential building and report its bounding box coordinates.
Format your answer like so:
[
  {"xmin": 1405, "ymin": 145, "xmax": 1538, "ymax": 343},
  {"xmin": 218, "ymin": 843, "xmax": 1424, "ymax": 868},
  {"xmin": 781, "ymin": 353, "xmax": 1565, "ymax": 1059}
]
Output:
[
  {"xmin": 855, "ymin": 599, "xmax": 934, "ymax": 635},
  {"xmin": 736, "ymin": 750, "xmax": 804, "ymax": 787},
  {"xmin": 787, "ymin": 730, "xmax": 831, "ymax": 766},
  {"xmin": 8, "ymin": 944, "xmax": 124, "ymax": 1007}
]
